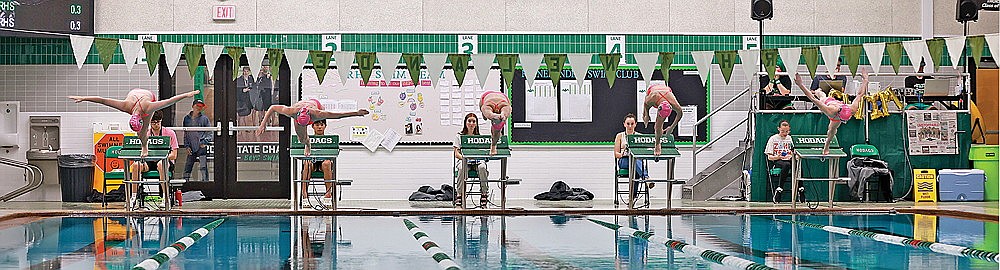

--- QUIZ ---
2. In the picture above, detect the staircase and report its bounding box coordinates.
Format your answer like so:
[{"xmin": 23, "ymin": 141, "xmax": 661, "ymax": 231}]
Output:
[{"xmin": 682, "ymin": 141, "xmax": 752, "ymax": 201}]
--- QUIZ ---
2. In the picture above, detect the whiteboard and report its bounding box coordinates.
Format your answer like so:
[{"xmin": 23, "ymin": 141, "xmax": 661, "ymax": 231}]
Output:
[{"xmin": 300, "ymin": 67, "xmax": 502, "ymax": 143}]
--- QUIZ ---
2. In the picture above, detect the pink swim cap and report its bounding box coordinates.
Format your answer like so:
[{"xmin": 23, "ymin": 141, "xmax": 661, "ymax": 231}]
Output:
[
  {"xmin": 295, "ymin": 108, "xmax": 312, "ymax": 126},
  {"xmin": 658, "ymin": 101, "xmax": 673, "ymax": 118},
  {"xmin": 129, "ymin": 114, "xmax": 143, "ymax": 132}
]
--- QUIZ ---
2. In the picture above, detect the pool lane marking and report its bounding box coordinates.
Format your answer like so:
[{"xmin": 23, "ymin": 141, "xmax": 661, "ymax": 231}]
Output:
[
  {"xmin": 403, "ymin": 219, "xmax": 461, "ymax": 270},
  {"xmin": 132, "ymin": 218, "xmax": 226, "ymax": 270},
  {"xmin": 589, "ymin": 218, "xmax": 776, "ymax": 270},
  {"xmin": 774, "ymin": 218, "xmax": 999, "ymax": 264}
]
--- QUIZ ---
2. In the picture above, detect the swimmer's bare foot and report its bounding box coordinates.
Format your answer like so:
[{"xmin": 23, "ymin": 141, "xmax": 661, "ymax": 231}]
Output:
[
  {"xmin": 140, "ymin": 148, "xmax": 149, "ymax": 158},
  {"xmin": 654, "ymin": 144, "xmax": 662, "ymax": 156},
  {"xmin": 490, "ymin": 145, "xmax": 498, "ymax": 156},
  {"xmin": 304, "ymin": 146, "xmax": 312, "ymax": 157},
  {"xmin": 822, "ymin": 148, "xmax": 830, "ymax": 155}
]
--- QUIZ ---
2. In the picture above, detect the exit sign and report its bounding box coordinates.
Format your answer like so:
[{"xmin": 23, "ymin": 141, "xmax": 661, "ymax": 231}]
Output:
[{"xmin": 213, "ymin": 5, "xmax": 236, "ymax": 20}]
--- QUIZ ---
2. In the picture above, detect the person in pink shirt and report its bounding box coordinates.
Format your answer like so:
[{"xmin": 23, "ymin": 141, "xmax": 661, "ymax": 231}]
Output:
[{"xmin": 128, "ymin": 111, "xmax": 179, "ymax": 202}]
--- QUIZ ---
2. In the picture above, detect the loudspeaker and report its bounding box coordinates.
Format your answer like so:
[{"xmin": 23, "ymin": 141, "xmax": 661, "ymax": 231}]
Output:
[
  {"xmin": 751, "ymin": 0, "xmax": 773, "ymax": 20},
  {"xmin": 956, "ymin": 0, "xmax": 980, "ymax": 22}
]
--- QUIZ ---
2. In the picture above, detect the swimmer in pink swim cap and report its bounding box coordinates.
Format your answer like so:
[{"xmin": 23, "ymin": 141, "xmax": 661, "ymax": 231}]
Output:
[
  {"xmin": 642, "ymin": 84, "xmax": 684, "ymax": 156},
  {"xmin": 69, "ymin": 88, "xmax": 199, "ymax": 157},
  {"xmin": 794, "ymin": 67, "xmax": 870, "ymax": 155},
  {"xmin": 479, "ymin": 90, "xmax": 511, "ymax": 156},
  {"xmin": 256, "ymin": 98, "xmax": 368, "ymax": 156}
]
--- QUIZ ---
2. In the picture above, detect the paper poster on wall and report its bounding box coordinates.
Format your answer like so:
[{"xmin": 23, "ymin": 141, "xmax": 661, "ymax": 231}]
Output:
[
  {"xmin": 363, "ymin": 129, "xmax": 384, "ymax": 152},
  {"xmin": 678, "ymin": 105, "xmax": 698, "ymax": 137},
  {"xmin": 636, "ymin": 80, "xmax": 667, "ymax": 119},
  {"xmin": 525, "ymin": 81, "xmax": 558, "ymax": 122},
  {"xmin": 381, "ymin": 129, "xmax": 401, "ymax": 152},
  {"xmin": 350, "ymin": 126, "xmax": 369, "ymax": 142},
  {"xmin": 560, "ymin": 80, "xmax": 593, "ymax": 122},
  {"xmin": 906, "ymin": 111, "xmax": 958, "ymax": 155}
]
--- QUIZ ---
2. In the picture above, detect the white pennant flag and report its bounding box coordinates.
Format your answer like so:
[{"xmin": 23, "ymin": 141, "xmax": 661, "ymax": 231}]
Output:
[
  {"xmin": 376, "ymin": 52, "xmax": 402, "ymax": 81},
  {"xmin": 567, "ymin": 53, "xmax": 592, "ymax": 86},
  {"xmin": 520, "ymin": 54, "xmax": 544, "ymax": 87},
  {"xmin": 162, "ymin": 42, "xmax": 184, "ymax": 77},
  {"xmin": 739, "ymin": 49, "xmax": 761, "ymax": 81},
  {"xmin": 471, "ymin": 53, "xmax": 495, "ymax": 88},
  {"xmin": 903, "ymin": 40, "xmax": 928, "ymax": 73},
  {"xmin": 203, "ymin": 45, "xmax": 224, "ymax": 76},
  {"xmin": 118, "ymin": 39, "xmax": 143, "ymax": 73},
  {"xmin": 284, "ymin": 49, "xmax": 309, "ymax": 81},
  {"xmin": 69, "ymin": 35, "xmax": 94, "ymax": 69},
  {"xmin": 423, "ymin": 53, "xmax": 448, "ymax": 89},
  {"xmin": 776, "ymin": 48, "xmax": 799, "ymax": 78},
  {"xmin": 245, "ymin": 47, "xmax": 267, "ymax": 77},
  {"xmin": 332, "ymin": 51, "xmax": 355, "ymax": 86},
  {"xmin": 944, "ymin": 36, "xmax": 965, "ymax": 70},
  {"xmin": 986, "ymin": 34, "xmax": 1000, "ymax": 67},
  {"xmin": 863, "ymin": 42, "xmax": 886, "ymax": 73},
  {"xmin": 633, "ymin": 53, "xmax": 659, "ymax": 88},
  {"xmin": 819, "ymin": 45, "xmax": 841, "ymax": 76},
  {"xmin": 690, "ymin": 51, "xmax": 714, "ymax": 86}
]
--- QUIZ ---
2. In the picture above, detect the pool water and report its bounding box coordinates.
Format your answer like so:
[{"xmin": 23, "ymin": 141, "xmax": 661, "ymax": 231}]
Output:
[{"xmin": 0, "ymin": 214, "xmax": 995, "ymax": 269}]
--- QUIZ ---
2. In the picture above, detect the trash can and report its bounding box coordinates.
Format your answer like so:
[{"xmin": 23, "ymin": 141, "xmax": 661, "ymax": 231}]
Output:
[
  {"xmin": 970, "ymin": 145, "xmax": 998, "ymax": 201},
  {"xmin": 58, "ymin": 154, "xmax": 94, "ymax": 202}
]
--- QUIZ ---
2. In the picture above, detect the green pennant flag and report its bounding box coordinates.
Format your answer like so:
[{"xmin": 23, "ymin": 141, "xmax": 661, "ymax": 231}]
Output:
[
  {"xmin": 659, "ymin": 52, "xmax": 675, "ymax": 81},
  {"xmin": 925, "ymin": 38, "xmax": 945, "ymax": 72},
  {"xmin": 715, "ymin": 50, "xmax": 738, "ymax": 84},
  {"xmin": 497, "ymin": 54, "xmax": 519, "ymax": 90},
  {"xmin": 448, "ymin": 54, "xmax": 471, "ymax": 87},
  {"xmin": 355, "ymin": 52, "xmax": 377, "ymax": 85},
  {"xmin": 802, "ymin": 47, "xmax": 820, "ymax": 78},
  {"xmin": 143, "ymin": 41, "xmax": 162, "ymax": 76},
  {"xmin": 309, "ymin": 50, "xmax": 332, "ymax": 85},
  {"xmin": 183, "ymin": 44, "xmax": 204, "ymax": 78},
  {"xmin": 226, "ymin": 46, "xmax": 244, "ymax": 80},
  {"xmin": 543, "ymin": 54, "xmax": 567, "ymax": 86},
  {"xmin": 968, "ymin": 35, "xmax": 986, "ymax": 68},
  {"xmin": 94, "ymin": 38, "xmax": 119, "ymax": 72},
  {"xmin": 402, "ymin": 53, "xmax": 423, "ymax": 86},
  {"xmin": 267, "ymin": 48, "xmax": 284, "ymax": 80},
  {"xmin": 886, "ymin": 42, "xmax": 903, "ymax": 74},
  {"xmin": 760, "ymin": 49, "xmax": 778, "ymax": 80},
  {"xmin": 598, "ymin": 53, "xmax": 621, "ymax": 87},
  {"xmin": 841, "ymin": 45, "xmax": 863, "ymax": 76}
]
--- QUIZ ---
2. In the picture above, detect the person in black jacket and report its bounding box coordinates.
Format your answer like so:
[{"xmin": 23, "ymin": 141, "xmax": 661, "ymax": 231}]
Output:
[{"xmin": 235, "ymin": 66, "xmax": 255, "ymax": 126}]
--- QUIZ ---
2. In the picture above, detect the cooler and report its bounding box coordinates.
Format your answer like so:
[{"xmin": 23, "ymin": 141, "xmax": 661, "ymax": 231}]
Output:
[{"xmin": 938, "ymin": 169, "xmax": 985, "ymax": 202}]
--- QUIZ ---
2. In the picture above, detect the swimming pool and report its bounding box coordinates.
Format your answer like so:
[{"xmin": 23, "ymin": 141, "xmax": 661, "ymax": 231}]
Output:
[{"xmin": 0, "ymin": 214, "xmax": 995, "ymax": 269}]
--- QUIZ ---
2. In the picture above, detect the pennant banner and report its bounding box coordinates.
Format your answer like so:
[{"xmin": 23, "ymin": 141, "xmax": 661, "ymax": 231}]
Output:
[
  {"xmin": 355, "ymin": 52, "xmax": 377, "ymax": 85},
  {"xmin": 841, "ymin": 44, "xmax": 863, "ymax": 76},
  {"xmin": 182, "ymin": 44, "xmax": 204, "ymax": 78},
  {"xmin": 777, "ymin": 48, "xmax": 799, "ymax": 78},
  {"xmin": 94, "ymin": 38, "xmax": 118, "ymax": 72},
  {"xmin": 598, "ymin": 53, "xmax": 622, "ymax": 88},
  {"xmin": 802, "ymin": 47, "xmax": 820, "ymax": 78},
  {"xmin": 69, "ymin": 35, "xmax": 94, "ymax": 69},
  {"xmin": 543, "ymin": 54, "xmax": 567, "ymax": 86},
  {"xmin": 332, "ymin": 51, "xmax": 355, "ymax": 86},
  {"xmin": 162, "ymin": 42, "xmax": 184, "ymax": 77},
  {"xmin": 986, "ymin": 34, "xmax": 1000, "ymax": 68},
  {"xmin": 424, "ymin": 53, "xmax": 448, "ymax": 89},
  {"xmin": 471, "ymin": 53, "xmax": 495, "ymax": 88},
  {"xmin": 402, "ymin": 53, "xmax": 423, "ymax": 86},
  {"xmin": 886, "ymin": 42, "xmax": 904, "ymax": 74},
  {"xmin": 690, "ymin": 51, "xmax": 713, "ymax": 87},
  {"xmin": 284, "ymin": 49, "xmax": 309, "ymax": 82},
  {"xmin": 659, "ymin": 52, "xmax": 675, "ymax": 81},
  {"xmin": 567, "ymin": 53, "xmax": 592, "ymax": 86},
  {"xmin": 245, "ymin": 47, "xmax": 267, "ymax": 78},
  {"xmin": 820, "ymin": 45, "xmax": 841, "ymax": 76},
  {"xmin": 633, "ymin": 53, "xmax": 659, "ymax": 88},
  {"xmin": 520, "ymin": 54, "xmax": 544, "ymax": 88},
  {"xmin": 760, "ymin": 49, "xmax": 779, "ymax": 80},
  {"xmin": 739, "ymin": 49, "xmax": 762, "ymax": 82},
  {"xmin": 119, "ymin": 39, "xmax": 143, "ymax": 73},
  {"xmin": 944, "ymin": 36, "xmax": 965, "ymax": 69},
  {"xmin": 309, "ymin": 50, "xmax": 332, "ymax": 85},
  {"xmin": 226, "ymin": 46, "xmax": 244, "ymax": 80},
  {"xmin": 902, "ymin": 39, "xmax": 927, "ymax": 73},
  {"xmin": 968, "ymin": 35, "xmax": 986, "ymax": 68},
  {"xmin": 496, "ymin": 54, "xmax": 519, "ymax": 91},
  {"xmin": 376, "ymin": 52, "xmax": 401, "ymax": 82},
  {"xmin": 863, "ymin": 42, "xmax": 886, "ymax": 73},
  {"xmin": 449, "ymin": 53, "xmax": 471, "ymax": 87},
  {"xmin": 203, "ymin": 45, "xmax": 223, "ymax": 77},
  {"xmin": 925, "ymin": 38, "xmax": 945, "ymax": 72},
  {"xmin": 715, "ymin": 50, "xmax": 738, "ymax": 84},
  {"xmin": 143, "ymin": 42, "xmax": 162, "ymax": 76},
  {"xmin": 267, "ymin": 48, "xmax": 284, "ymax": 80}
]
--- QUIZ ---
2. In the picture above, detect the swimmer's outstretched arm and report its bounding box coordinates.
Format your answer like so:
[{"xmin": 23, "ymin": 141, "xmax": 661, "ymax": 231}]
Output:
[
  {"xmin": 311, "ymin": 109, "xmax": 369, "ymax": 120},
  {"xmin": 256, "ymin": 105, "xmax": 295, "ymax": 135},
  {"xmin": 147, "ymin": 90, "xmax": 199, "ymax": 112},
  {"xmin": 67, "ymin": 96, "xmax": 130, "ymax": 113}
]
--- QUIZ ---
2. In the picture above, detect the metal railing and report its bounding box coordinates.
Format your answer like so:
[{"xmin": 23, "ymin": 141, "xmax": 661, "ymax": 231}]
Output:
[
  {"xmin": 0, "ymin": 157, "xmax": 44, "ymax": 202},
  {"xmin": 691, "ymin": 86, "xmax": 752, "ymax": 180}
]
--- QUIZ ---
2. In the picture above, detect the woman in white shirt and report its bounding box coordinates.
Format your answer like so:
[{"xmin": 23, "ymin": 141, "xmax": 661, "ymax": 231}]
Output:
[{"xmin": 454, "ymin": 113, "xmax": 489, "ymax": 207}]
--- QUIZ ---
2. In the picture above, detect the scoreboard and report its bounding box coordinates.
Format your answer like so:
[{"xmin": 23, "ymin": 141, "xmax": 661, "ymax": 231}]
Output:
[{"xmin": 0, "ymin": 0, "xmax": 94, "ymax": 37}]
